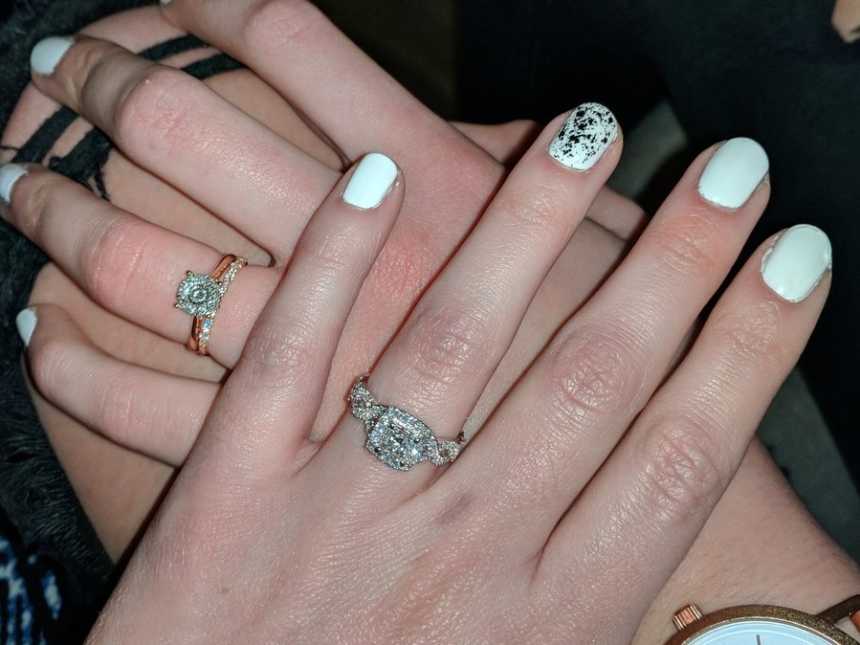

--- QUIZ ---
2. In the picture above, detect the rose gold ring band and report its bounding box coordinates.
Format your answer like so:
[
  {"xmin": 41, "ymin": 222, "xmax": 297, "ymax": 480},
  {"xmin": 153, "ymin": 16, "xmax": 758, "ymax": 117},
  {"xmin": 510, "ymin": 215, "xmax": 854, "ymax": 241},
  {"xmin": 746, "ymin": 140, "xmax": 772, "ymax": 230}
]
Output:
[{"xmin": 180, "ymin": 254, "xmax": 248, "ymax": 357}]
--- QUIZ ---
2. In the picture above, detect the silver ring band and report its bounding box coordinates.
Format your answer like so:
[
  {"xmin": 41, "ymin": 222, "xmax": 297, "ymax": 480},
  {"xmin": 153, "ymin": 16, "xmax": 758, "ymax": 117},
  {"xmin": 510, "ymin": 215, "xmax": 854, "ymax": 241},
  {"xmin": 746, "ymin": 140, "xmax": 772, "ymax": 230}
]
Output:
[{"xmin": 349, "ymin": 376, "xmax": 465, "ymax": 471}]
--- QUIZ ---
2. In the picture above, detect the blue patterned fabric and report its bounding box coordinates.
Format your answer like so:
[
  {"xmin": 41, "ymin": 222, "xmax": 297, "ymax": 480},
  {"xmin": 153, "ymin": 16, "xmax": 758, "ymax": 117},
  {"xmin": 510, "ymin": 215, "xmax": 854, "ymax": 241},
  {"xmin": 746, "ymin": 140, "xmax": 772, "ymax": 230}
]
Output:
[{"xmin": 0, "ymin": 528, "xmax": 64, "ymax": 644}]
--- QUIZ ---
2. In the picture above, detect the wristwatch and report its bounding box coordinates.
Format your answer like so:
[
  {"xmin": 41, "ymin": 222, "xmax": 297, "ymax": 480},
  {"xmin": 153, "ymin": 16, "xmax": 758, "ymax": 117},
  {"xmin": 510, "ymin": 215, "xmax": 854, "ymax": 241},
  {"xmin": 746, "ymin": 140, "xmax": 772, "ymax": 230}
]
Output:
[{"xmin": 667, "ymin": 596, "xmax": 860, "ymax": 644}]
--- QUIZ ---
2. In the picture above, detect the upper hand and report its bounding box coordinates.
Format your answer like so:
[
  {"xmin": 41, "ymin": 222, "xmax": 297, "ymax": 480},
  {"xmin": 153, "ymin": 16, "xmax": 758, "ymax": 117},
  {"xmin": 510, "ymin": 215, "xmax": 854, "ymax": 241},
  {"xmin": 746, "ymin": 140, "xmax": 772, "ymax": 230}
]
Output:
[{"xmin": 66, "ymin": 93, "xmax": 831, "ymax": 644}]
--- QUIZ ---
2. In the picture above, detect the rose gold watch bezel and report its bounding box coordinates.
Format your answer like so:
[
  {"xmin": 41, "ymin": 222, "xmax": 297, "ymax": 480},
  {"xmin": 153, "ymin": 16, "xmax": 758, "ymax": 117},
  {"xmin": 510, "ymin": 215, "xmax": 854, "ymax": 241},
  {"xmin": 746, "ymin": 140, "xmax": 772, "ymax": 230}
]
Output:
[{"xmin": 666, "ymin": 604, "xmax": 858, "ymax": 645}]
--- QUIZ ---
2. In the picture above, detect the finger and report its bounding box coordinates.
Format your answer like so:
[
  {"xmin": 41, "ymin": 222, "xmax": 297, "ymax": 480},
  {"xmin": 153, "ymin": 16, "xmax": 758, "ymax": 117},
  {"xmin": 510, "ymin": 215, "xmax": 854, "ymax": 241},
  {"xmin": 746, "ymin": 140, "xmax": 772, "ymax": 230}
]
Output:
[
  {"xmin": 462, "ymin": 218, "xmax": 626, "ymax": 438},
  {"xmin": 314, "ymin": 105, "xmax": 621, "ymax": 502},
  {"xmin": 452, "ymin": 120, "xmax": 542, "ymax": 167},
  {"xmin": 160, "ymin": 0, "xmax": 473, "ymax": 164},
  {"xmin": 538, "ymin": 226, "xmax": 832, "ymax": 640},
  {"xmin": 194, "ymin": 153, "xmax": 403, "ymax": 478},
  {"xmin": 453, "ymin": 119, "xmax": 646, "ymax": 240},
  {"xmin": 0, "ymin": 163, "xmax": 278, "ymax": 367},
  {"xmin": 28, "ymin": 33, "xmax": 339, "ymax": 260},
  {"xmin": 585, "ymin": 186, "xmax": 648, "ymax": 242},
  {"xmin": 449, "ymin": 138, "xmax": 771, "ymax": 545},
  {"xmin": 20, "ymin": 304, "xmax": 216, "ymax": 464}
]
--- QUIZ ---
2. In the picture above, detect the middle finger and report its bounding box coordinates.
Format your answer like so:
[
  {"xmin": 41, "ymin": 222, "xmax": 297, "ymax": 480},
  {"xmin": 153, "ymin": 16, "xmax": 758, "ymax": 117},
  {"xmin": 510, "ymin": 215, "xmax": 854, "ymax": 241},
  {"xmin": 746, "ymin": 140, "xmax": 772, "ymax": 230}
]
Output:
[{"xmin": 29, "ymin": 34, "xmax": 338, "ymax": 262}]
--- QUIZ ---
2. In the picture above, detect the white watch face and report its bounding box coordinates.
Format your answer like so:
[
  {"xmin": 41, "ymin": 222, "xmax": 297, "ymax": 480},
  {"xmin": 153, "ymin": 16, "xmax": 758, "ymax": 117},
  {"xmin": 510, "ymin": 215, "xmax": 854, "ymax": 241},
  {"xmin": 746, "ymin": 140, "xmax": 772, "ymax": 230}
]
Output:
[{"xmin": 687, "ymin": 619, "xmax": 836, "ymax": 645}]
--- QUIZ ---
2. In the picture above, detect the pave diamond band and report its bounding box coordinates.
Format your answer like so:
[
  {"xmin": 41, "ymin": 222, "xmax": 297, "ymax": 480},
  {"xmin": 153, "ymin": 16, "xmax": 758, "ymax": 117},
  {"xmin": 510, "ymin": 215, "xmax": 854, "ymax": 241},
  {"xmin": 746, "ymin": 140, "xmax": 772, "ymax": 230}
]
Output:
[
  {"xmin": 349, "ymin": 376, "xmax": 465, "ymax": 471},
  {"xmin": 176, "ymin": 254, "xmax": 248, "ymax": 356}
]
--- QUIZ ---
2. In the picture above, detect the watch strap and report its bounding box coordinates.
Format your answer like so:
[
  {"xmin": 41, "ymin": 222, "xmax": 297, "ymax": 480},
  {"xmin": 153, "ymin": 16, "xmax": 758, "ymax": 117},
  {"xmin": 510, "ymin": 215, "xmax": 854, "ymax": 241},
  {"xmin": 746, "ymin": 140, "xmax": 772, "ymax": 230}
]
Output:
[{"xmin": 816, "ymin": 595, "xmax": 860, "ymax": 631}]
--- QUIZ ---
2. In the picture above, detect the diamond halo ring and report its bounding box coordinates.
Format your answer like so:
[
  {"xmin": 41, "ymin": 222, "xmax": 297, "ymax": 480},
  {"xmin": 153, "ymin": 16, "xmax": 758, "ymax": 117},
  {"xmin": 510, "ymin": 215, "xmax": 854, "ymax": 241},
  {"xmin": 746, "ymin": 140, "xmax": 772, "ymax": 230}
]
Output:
[
  {"xmin": 349, "ymin": 376, "xmax": 465, "ymax": 471},
  {"xmin": 175, "ymin": 254, "xmax": 247, "ymax": 356}
]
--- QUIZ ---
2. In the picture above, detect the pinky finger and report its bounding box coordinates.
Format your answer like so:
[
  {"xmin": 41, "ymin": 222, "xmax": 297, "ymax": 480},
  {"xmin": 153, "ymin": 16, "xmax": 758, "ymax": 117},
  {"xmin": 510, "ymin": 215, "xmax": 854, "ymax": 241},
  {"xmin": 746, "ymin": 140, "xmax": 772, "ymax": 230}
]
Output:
[
  {"xmin": 539, "ymin": 225, "xmax": 833, "ymax": 626},
  {"xmin": 19, "ymin": 304, "xmax": 215, "ymax": 465}
]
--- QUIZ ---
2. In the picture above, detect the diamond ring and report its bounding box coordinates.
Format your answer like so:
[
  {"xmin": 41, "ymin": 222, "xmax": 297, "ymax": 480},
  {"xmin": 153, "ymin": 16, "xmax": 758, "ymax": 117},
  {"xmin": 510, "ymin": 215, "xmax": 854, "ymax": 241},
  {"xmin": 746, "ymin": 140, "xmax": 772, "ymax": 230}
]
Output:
[
  {"xmin": 348, "ymin": 376, "xmax": 465, "ymax": 471},
  {"xmin": 175, "ymin": 254, "xmax": 247, "ymax": 356}
]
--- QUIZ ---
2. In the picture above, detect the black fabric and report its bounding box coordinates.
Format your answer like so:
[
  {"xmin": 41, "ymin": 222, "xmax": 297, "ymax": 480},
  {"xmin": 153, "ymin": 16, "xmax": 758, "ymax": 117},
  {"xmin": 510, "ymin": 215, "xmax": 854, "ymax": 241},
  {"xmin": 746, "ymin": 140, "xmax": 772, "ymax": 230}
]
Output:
[{"xmin": 462, "ymin": 0, "xmax": 860, "ymax": 486}]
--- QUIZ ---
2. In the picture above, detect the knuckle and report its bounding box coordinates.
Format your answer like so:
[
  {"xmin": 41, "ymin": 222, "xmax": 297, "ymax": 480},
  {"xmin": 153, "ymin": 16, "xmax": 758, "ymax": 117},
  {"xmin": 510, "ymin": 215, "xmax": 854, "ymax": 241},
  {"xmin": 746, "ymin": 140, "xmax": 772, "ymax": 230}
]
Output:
[
  {"xmin": 241, "ymin": 318, "xmax": 319, "ymax": 391},
  {"xmin": 112, "ymin": 65, "xmax": 196, "ymax": 154},
  {"xmin": 93, "ymin": 367, "xmax": 139, "ymax": 443},
  {"xmin": 242, "ymin": 0, "xmax": 325, "ymax": 53},
  {"xmin": 711, "ymin": 301, "xmax": 783, "ymax": 368},
  {"xmin": 545, "ymin": 325, "xmax": 643, "ymax": 428},
  {"xmin": 29, "ymin": 337, "xmax": 75, "ymax": 400},
  {"xmin": 299, "ymin": 227, "xmax": 361, "ymax": 277},
  {"xmin": 82, "ymin": 216, "xmax": 147, "ymax": 312},
  {"xmin": 74, "ymin": 40, "xmax": 125, "ymax": 105},
  {"xmin": 19, "ymin": 177, "xmax": 56, "ymax": 238},
  {"xmin": 403, "ymin": 303, "xmax": 494, "ymax": 389},
  {"xmin": 497, "ymin": 184, "xmax": 568, "ymax": 232},
  {"xmin": 635, "ymin": 411, "xmax": 727, "ymax": 526},
  {"xmin": 647, "ymin": 211, "xmax": 722, "ymax": 277}
]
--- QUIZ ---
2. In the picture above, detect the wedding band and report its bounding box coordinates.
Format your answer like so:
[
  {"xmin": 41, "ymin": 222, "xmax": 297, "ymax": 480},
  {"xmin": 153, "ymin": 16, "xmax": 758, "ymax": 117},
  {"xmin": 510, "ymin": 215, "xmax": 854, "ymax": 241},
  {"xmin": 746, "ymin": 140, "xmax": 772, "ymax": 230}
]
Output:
[
  {"xmin": 175, "ymin": 254, "xmax": 247, "ymax": 356},
  {"xmin": 349, "ymin": 376, "xmax": 465, "ymax": 471}
]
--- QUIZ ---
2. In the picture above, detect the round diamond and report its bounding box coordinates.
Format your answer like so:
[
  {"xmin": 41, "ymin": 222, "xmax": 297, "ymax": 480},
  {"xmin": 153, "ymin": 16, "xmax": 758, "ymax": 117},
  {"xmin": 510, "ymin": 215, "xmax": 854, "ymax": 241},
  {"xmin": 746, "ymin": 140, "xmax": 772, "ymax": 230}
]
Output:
[{"xmin": 176, "ymin": 273, "xmax": 222, "ymax": 317}]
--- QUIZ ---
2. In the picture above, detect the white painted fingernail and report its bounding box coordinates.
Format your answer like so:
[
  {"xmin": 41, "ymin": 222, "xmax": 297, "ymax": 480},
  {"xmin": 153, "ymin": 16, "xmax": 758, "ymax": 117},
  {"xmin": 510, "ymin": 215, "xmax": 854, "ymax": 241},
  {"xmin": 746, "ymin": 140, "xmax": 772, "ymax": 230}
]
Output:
[
  {"xmin": 342, "ymin": 153, "xmax": 398, "ymax": 209},
  {"xmin": 549, "ymin": 102, "xmax": 618, "ymax": 171},
  {"xmin": 160, "ymin": 0, "xmax": 173, "ymax": 5},
  {"xmin": 30, "ymin": 36, "xmax": 75, "ymax": 76},
  {"xmin": 698, "ymin": 137, "xmax": 769, "ymax": 209},
  {"xmin": 16, "ymin": 308, "xmax": 37, "ymax": 347},
  {"xmin": 761, "ymin": 225, "xmax": 832, "ymax": 303},
  {"xmin": 0, "ymin": 164, "xmax": 27, "ymax": 205}
]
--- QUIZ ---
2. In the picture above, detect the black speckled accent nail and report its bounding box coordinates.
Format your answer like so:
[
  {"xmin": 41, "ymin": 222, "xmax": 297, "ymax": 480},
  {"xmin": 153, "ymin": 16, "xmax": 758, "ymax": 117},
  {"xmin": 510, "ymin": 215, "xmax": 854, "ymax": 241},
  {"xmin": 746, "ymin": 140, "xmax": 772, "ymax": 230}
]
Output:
[{"xmin": 548, "ymin": 103, "xmax": 618, "ymax": 170}]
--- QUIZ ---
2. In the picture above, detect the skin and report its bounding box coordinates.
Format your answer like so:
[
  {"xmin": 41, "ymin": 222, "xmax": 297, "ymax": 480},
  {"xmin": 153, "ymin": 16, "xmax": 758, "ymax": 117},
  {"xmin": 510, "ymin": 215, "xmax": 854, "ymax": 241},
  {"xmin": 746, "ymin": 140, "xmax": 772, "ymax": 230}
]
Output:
[
  {"xmin": 2, "ymin": 3, "xmax": 858, "ymax": 642},
  {"xmin": 833, "ymin": 0, "xmax": 860, "ymax": 42}
]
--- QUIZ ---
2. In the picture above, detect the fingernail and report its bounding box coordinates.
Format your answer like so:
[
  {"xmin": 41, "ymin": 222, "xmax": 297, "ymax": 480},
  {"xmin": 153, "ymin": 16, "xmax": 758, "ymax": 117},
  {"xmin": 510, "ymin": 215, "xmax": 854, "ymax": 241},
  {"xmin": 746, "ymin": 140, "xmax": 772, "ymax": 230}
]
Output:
[
  {"xmin": 761, "ymin": 225, "xmax": 832, "ymax": 303},
  {"xmin": 0, "ymin": 164, "xmax": 28, "ymax": 205},
  {"xmin": 30, "ymin": 36, "xmax": 75, "ymax": 76},
  {"xmin": 160, "ymin": 0, "xmax": 173, "ymax": 5},
  {"xmin": 548, "ymin": 102, "xmax": 618, "ymax": 171},
  {"xmin": 342, "ymin": 153, "xmax": 398, "ymax": 209},
  {"xmin": 698, "ymin": 137, "xmax": 769, "ymax": 209},
  {"xmin": 16, "ymin": 308, "xmax": 37, "ymax": 347}
]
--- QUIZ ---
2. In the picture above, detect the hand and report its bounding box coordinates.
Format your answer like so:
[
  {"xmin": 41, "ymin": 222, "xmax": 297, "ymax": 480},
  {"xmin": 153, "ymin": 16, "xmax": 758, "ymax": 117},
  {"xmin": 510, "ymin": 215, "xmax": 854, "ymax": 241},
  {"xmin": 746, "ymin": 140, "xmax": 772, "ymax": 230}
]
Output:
[
  {"xmin": 56, "ymin": 100, "xmax": 835, "ymax": 642},
  {"xmin": 8, "ymin": 23, "xmax": 840, "ymax": 632},
  {"xmin": 2, "ymin": 4, "xmax": 640, "ymax": 555}
]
